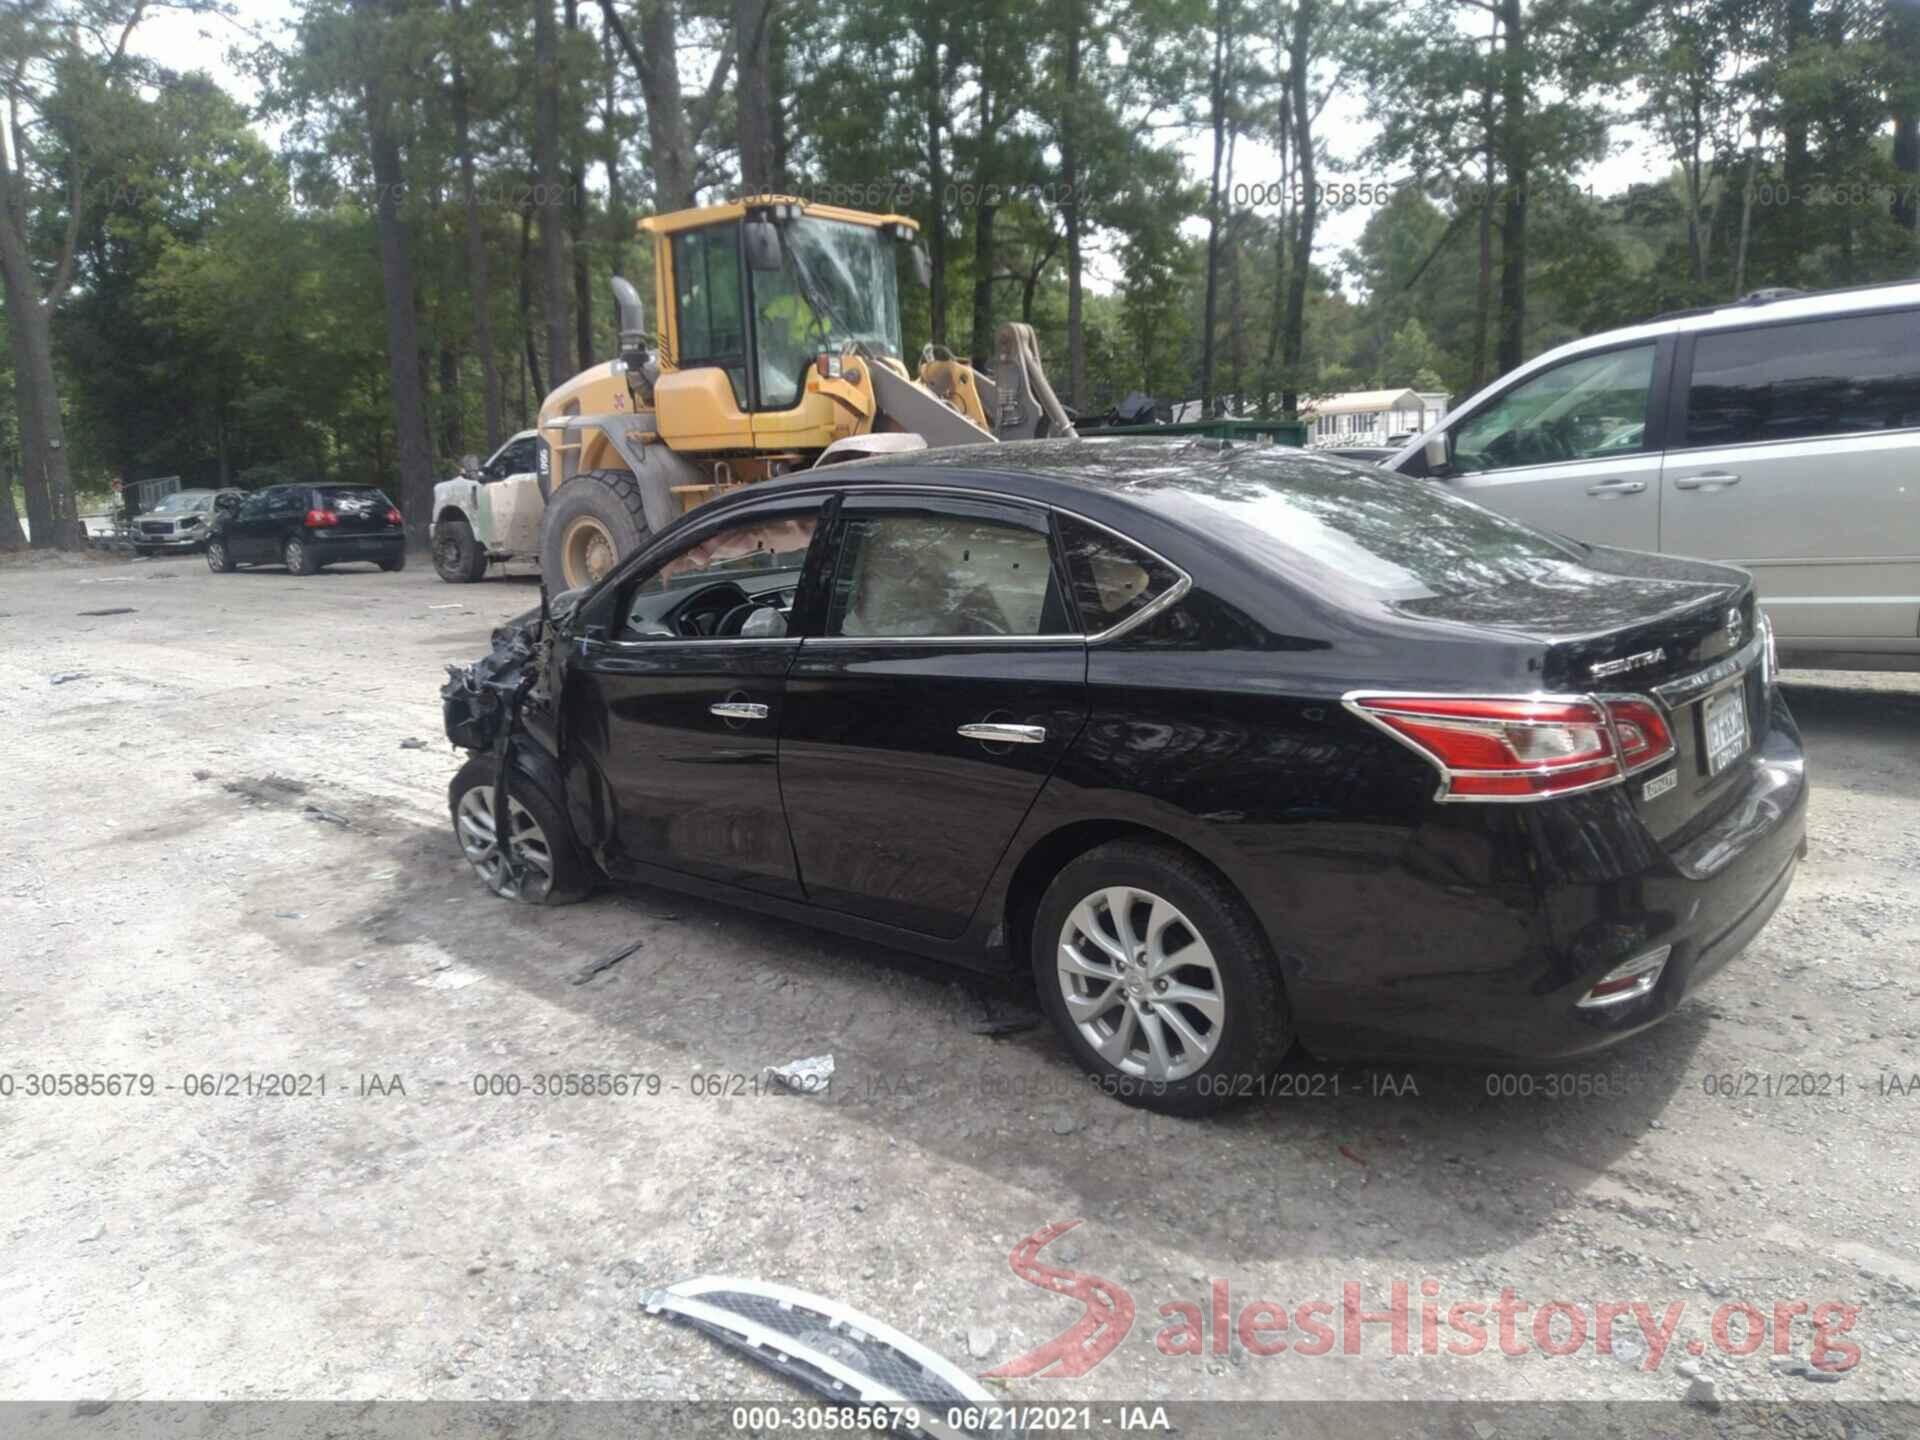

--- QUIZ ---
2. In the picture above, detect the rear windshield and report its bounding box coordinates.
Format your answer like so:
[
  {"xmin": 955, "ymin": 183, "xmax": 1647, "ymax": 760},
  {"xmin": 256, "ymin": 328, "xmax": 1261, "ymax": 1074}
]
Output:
[
  {"xmin": 1142, "ymin": 448, "xmax": 1582, "ymax": 602},
  {"xmin": 317, "ymin": 487, "xmax": 394, "ymax": 513}
]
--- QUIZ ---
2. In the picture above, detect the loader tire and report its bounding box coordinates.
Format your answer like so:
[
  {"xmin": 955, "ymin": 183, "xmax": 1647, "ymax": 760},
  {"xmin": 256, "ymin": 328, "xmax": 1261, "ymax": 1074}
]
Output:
[
  {"xmin": 433, "ymin": 517, "xmax": 488, "ymax": 582},
  {"xmin": 541, "ymin": 468, "xmax": 652, "ymax": 592}
]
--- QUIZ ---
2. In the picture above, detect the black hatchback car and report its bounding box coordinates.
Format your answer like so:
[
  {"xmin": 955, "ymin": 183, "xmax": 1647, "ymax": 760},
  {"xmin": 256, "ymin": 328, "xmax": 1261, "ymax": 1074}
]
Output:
[
  {"xmin": 441, "ymin": 439, "xmax": 1806, "ymax": 1114},
  {"xmin": 208, "ymin": 483, "xmax": 407, "ymax": 575}
]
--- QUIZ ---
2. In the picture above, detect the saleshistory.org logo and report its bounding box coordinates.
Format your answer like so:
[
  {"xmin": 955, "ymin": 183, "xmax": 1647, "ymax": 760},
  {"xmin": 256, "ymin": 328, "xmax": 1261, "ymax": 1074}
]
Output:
[{"xmin": 985, "ymin": 1221, "xmax": 1862, "ymax": 1378}]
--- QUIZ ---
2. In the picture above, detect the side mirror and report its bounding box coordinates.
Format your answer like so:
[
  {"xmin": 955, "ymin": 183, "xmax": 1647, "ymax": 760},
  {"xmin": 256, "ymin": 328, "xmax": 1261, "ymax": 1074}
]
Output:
[
  {"xmin": 742, "ymin": 217, "xmax": 783, "ymax": 272},
  {"xmin": 460, "ymin": 453, "xmax": 481, "ymax": 478},
  {"xmin": 909, "ymin": 243, "xmax": 931, "ymax": 288},
  {"xmin": 1423, "ymin": 432, "xmax": 1450, "ymax": 472}
]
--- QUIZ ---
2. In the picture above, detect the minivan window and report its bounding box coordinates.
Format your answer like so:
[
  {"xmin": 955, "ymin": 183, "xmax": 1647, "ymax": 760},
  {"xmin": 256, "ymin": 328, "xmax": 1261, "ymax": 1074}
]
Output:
[
  {"xmin": 1684, "ymin": 310, "xmax": 1920, "ymax": 448},
  {"xmin": 1451, "ymin": 344, "xmax": 1656, "ymax": 472}
]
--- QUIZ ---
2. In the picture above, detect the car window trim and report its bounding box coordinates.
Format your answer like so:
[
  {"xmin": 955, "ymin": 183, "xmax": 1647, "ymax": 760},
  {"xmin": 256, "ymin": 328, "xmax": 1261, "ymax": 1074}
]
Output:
[
  {"xmin": 1667, "ymin": 304, "xmax": 1920, "ymax": 454},
  {"xmin": 578, "ymin": 480, "xmax": 1194, "ymax": 645}
]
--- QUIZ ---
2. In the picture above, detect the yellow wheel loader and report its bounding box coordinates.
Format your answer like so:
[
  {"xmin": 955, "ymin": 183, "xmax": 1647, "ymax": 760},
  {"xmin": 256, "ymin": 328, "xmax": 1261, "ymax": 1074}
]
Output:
[{"xmin": 525, "ymin": 195, "xmax": 1076, "ymax": 592}]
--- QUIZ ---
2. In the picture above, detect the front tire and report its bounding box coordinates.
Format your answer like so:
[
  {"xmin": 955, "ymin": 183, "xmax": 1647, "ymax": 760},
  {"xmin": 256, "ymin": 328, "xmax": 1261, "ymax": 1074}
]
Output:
[
  {"xmin": 1031, "ymin": 840, "xmax": 1292, "ymax": 1116},
  {"xmin": 448, "ymin": 753, "xmax": 592, "ymax": 905},
  {"xmin": 206, "ymin": 538, "xmax": 235, "ymax": 573},
  {"xmin": 432, "ymin": 518, "xmax": 487, "ymax": 582},
  {"xmin": 540, "ymin": 469, "xmax": 652, "ymax": 592},
  {"xmin": 284, "ymin": 535, "xmax": 319, "ymax": 576}
]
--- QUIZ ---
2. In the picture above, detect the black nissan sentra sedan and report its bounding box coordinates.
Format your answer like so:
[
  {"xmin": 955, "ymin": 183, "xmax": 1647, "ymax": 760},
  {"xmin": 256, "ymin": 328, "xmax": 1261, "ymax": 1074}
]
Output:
[{"xmin": 441, "ymin": 439, "xmax": 1806, "ymax": 1114}]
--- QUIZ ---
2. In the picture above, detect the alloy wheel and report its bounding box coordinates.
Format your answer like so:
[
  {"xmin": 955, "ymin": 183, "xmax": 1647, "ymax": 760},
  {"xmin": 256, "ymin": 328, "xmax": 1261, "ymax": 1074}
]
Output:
[
  {"xmin": 455, "ymin": 786, "xmax": 555, "ymax": 900},
  {"xmin": 1057, "ymin": 886, "xmax": 1225, "ymax": 1082}
]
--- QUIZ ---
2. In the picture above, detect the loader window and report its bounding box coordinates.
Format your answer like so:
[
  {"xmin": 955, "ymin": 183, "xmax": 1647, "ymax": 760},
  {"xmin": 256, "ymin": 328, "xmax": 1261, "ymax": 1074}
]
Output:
[
  {"xmin": 750, "ymin": 218, "xmax": 904, "ymax": 411},
  {"xmin": 672, "ymin": 225, "xmax": 749, "ymax": 407}
]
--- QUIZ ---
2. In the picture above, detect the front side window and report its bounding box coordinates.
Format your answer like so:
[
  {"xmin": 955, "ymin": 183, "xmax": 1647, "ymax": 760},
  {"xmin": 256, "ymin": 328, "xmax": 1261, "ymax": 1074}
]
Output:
[
  {"xmin": 488, "ymin": 437, "xmax": 540, "ymax": 479},
  {"xmin": 621, "ymin": 504, "xmax": 821, "ymax": 640},
  {"xmin": 1684, "ymin": 310, "xmax": 1920, "ymax": 448},
  {"xmin": 1452, "ymin": 344, "xmax": 1656, "ymax": 473},
  {"xmin": 827, "ymin": 511, "xmax": 1061, "ymax": 639},
  {"xmin": 672, "ymin": 225, "xmax": 749, "ymax": 406},
  {"xmin": 1055, "ymin": 514, "xmax": 1184, "ymax": 636}
]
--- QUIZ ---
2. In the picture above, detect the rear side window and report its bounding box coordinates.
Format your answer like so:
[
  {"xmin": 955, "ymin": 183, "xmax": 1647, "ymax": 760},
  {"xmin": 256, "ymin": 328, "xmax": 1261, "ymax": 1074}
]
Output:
[
  {"xmin": 1055, "ymin": 514, "xmax": 1184, "ymax": 636},
  {"xmin": 317, "ymin": 487, "xmax": 394, "ymax": 513},
  {"xmin": 828, "ymin": 512, "xmax": 1063, "ymax": 638},
  {"xmin": 1685, "ymin": 310, "xmax": 1920, "ymax": 447}
]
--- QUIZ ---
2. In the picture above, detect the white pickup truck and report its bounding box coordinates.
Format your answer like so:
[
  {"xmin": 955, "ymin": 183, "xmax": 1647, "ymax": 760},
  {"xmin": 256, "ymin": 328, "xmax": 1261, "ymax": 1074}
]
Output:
[{"xmin": 428, "ymin": 430, "xmax": 547, "ymax": 583}]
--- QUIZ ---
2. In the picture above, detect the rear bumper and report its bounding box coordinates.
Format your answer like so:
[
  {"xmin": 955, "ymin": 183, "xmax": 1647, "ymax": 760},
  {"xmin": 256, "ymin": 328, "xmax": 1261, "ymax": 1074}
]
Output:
[
  {"xmin": 311, "ymin": 532, "xmax": 404, "ymax": 562},
  {"xmin": 1294, "ymin": 691, "xmax": 1808, "ymax": 1062}
]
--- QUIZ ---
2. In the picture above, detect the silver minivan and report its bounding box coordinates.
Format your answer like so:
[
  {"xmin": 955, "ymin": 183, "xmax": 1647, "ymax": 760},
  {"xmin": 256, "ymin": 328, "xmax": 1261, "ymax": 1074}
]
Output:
[{"xmin": 1386, "ymin": 280, "xmax": 1920, "ymax": 670}]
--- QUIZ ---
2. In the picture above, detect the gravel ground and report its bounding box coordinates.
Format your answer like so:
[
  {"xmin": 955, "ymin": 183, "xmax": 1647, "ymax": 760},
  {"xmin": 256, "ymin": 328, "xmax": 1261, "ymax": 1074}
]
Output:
[{"xmin": 2, "ymin": 550, "xmax": 1918, "ymax": 1430}]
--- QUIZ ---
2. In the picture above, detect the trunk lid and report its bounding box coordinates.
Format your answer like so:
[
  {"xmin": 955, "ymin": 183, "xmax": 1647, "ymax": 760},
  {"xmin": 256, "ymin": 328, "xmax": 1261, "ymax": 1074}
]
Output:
[
  {"xmin": 317, "ymin": 486, "xmax": 398, "ymax": 535},
  {"xmin": 1393, "ymin": 545, "xmax": 1762, "ymax": 843}
]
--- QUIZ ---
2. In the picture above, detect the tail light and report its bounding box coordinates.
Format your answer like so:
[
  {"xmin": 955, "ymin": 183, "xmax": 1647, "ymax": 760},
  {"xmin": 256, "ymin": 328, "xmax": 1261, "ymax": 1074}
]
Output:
[
  {"xmin": 1345, "ymin": 693, "xmax": 1674, "ymax": 803},
  {"xmin": 304, "ymin": 509, "xmax": 338, "ymax": 527},
  {"xmin": 386, "ymin": 507, "xmax": 404, "ymax": 526}
]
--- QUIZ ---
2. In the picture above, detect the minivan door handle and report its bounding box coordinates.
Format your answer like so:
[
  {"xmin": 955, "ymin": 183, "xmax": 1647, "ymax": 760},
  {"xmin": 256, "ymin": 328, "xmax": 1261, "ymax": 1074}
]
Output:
[
  {"xmin": 1585, "ymin": 478, "xmax": 1646, "ymax": 497},
  {"xmin": 958, "ymin": 722, "xmax": 1047, "ymax": 745},
  {"xmin": 1671, "ymin": 471, "xmax": 1742, "ymax": 490}
]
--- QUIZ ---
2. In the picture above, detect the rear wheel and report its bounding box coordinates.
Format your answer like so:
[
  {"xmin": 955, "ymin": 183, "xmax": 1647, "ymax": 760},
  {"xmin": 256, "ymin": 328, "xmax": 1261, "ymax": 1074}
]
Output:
[
  {"xmin": 432, "ymin": 517, "xmax": 487, "ymax": 582},
  {"xmin": 448, "ymin": 753, "xmax": 592, "ymax": 904},
  {"xmin": 1031, "ymin": 840, "xmax": 1292, "ymax": 1116},
  {"xmin": 206, "ymin": 538, "xmax": 235, "ymax": 573},
  {"xmin": 379, "ymin": 549, "xmax": 407, "ymax": 573},
  {"xmin": 284, "ymin": 535, "xmax": 319, "ymax": 576},
  {"xmin": 541, "ymin": 469, "xmax": 652, "ymax": 592}
]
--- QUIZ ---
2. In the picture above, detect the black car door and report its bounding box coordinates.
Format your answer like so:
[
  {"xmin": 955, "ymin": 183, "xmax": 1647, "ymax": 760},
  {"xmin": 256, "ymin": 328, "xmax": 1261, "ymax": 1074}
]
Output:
[
  {"xmin": 230, "ymin": 489, "xmax": 277, "ymax": 562},
  {"xmin": 563, "ymin": 494, "xmax": 829, "ymax": 897},
  {"xmin": 779, "ymin": 491, "xmax": 1090, "ymax": 938}
]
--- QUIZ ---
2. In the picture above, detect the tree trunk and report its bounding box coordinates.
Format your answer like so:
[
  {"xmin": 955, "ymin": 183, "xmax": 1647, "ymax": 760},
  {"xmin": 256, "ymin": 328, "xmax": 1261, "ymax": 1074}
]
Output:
[
  {"xmin": 450, "ymin": 0, "xmax": 503, "ymax": 452},
  {"xmin": 1198, "ymin": 0, "xmax": 1230, "ymax": 414},
  {"xmin": 920, "ymin": 8, "xmax": 950, "ymax": 348},
  {"xmin": 969, "ymin": 76, "xmax": 999, "ymax": 370},
  {"xmin": 1733, "ymin": 149, "xmax": 1757, "ymax": 296},
  {"xmin": 439, "ymin": 345, "xmax": 463, "ymax": 457},
  {"xmin": 1061, "ymin": 0, "xmax": 1085, "ymax": 408},
  {"xmin": 567, "ymin": 0, "xmax": 594, "ymax": 373},
  {"xmin": 0, "ymin": 443, "xmax": 22, "ymax": 546},
  {"xmin": 1893, "ymin": 0, "xmax": 1920, "ymax": 230},
  {"xmin": 0, "ymin": 228, "xmax": 72, "ymax": 547},
  {"xmin": 519, "ymin": 201, "xmax": 545, "ymax": 398},
  {"xmin": 604, "ymin": 0, "xmax": 698, "ymax": 208},
  {"xmin": 1278, "ymin": 0, "xmax": 1316, "ymax": 416},
  {"xmin": 1471, "ymin": 62, "xmax": 1495, "ymax": 390},
  {"xmin": 735, "ymin": 0, "xmax": 777, "ymax": 191},
  {"xmin": 534, "ymin": 0, "xmax": 569, "ymax": 389},
  {"xmin": 1495, "ymin": 0, "xmax": 1527, "ymax": 375},
  {"xmin": 362, "ymin": 48, "xmax": 436, "ymax": 542},
  {"xmin": 1782, "ymin": 0, "xmax": 1813, "ymax": 192},
  {"xmin": 602, "ymin": 20, "xmax": 630, "ymax": 284}
]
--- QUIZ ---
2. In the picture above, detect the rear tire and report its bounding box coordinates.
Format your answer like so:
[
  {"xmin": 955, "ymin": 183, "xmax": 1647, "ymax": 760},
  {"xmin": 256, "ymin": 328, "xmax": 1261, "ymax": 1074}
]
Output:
[
  {"xmin": 206, "ymin": 538, "xmax": 235, "ymax": 573},
  {"xmin": 540, "ymin": 469, "xmax": 652, "ymax": 592},
  {"xmin": 284, "ymin": 535, "xmax": 319, "ymax": 576},
  {"xmin": 1031, "ymin": 839, "xmax": 1293, "ymax": 1116},
  {"xmin": 379, "ymin": 549, "xmax": 407, "ymax": 573},
  {"xmin": 432, "ymin": 518, "xmax": 487, "ymax": 582},
  {"xmin": 448, "ymin": 753, "xmax": 592, "ymax": 905}
]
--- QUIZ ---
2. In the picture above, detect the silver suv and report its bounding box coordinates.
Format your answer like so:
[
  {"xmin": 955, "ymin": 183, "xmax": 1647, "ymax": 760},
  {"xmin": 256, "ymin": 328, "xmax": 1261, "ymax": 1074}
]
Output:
[{"xmin": 1387, "ymin": 280, "xmax": 1920, "ymax": 671}]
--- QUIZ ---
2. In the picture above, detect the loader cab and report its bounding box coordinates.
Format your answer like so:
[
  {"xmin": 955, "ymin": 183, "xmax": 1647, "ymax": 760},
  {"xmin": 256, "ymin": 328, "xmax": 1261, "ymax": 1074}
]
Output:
[{"xmin": 646, "ymin": 199, "xmax": 913, "ymax": 427}]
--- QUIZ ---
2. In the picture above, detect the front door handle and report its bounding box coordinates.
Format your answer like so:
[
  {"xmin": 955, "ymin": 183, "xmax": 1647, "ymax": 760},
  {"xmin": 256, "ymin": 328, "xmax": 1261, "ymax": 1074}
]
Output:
[
  {"xmin": 1585, "ymin": 478, "xmax": 1646, "ymax": 497},
  {"xmin": 958, "ymin": 722, "xmax": 1047, "ymax": 745},
  {"xmin": 1672, "ymin": 471, "xmax": 1742, "ymax": 491},
  {"xmin": 709, "ymin": 701, "xmax": 769, "ymax": 721}
]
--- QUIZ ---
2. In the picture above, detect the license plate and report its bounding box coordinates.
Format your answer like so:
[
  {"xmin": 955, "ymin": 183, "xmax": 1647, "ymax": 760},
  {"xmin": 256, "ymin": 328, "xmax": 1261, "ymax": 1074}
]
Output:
[{"xmin": 1702, "ymin": 687, "xmax": 1749, "ymax": 776}]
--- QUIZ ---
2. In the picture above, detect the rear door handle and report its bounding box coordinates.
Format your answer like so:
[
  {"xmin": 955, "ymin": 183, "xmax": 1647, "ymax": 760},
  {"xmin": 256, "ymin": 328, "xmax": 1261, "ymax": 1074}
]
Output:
[
  {"xmin": 958, "ymin": 722, "xmax": 1047, "ymax": 745},
  {"xmin": 1672, "ymin": 471, "xmax": 1742, "ymax": 490},
  {"xmin": 709, "ymin": 701, "xmax": 769, "ymax": 721},
  {"xmin": 1585, "ymin": 478, "xmax": 1646, "ymax": 497}
]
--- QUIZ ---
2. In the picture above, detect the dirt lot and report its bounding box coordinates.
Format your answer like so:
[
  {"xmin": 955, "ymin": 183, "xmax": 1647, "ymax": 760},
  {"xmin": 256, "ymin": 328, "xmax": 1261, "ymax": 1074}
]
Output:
[{"xmin": 3, "ymin": 550, "xmax": 1919, "ymax": 1430}]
